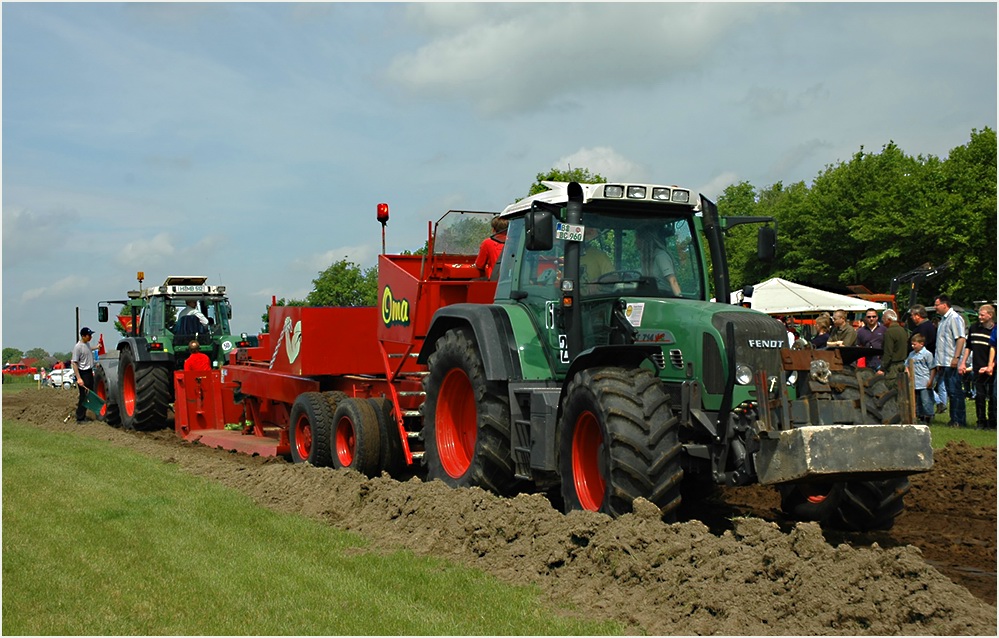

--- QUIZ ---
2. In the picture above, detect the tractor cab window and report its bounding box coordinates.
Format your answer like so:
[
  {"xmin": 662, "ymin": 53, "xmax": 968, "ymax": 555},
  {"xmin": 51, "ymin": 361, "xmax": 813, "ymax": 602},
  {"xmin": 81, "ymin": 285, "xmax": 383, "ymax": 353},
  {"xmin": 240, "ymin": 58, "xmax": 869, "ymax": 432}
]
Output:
[
  {"xmin": 141, "ymin": 297, "xmax": 168, "ymax": 335},
  {"xmin": 579, "ymin": 212, "xmax": 704, "ymax": 301}
]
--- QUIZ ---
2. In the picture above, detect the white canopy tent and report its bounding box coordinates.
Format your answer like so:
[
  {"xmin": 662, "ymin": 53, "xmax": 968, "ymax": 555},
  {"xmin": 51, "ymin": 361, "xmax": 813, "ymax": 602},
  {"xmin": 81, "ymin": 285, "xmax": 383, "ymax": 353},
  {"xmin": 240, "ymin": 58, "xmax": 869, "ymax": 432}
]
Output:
[{"xmin": 730, "ymin": 277, "xmax": 886, "ymax": 314}]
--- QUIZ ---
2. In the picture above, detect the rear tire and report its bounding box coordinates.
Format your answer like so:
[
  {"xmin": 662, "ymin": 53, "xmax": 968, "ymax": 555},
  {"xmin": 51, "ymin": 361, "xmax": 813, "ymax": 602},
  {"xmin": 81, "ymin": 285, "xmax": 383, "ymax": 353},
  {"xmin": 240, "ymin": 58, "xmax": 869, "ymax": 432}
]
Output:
[
  {"xmin": 422, "ymin": 327, "xmax": 518, "ymax": 495},
  {"xmin": 289, "ymin": 392, "xmax": 335, "ymax": 466},
  {"xmin": 331, "ymin": 398, "xmax": 381, "ymax": 477},
  {"xmin": 95, "ymin": 365, "xmax": 120, "ymax": 428},
  {"xmin": 559, "ymin": 367, "xmax": 683, "ymax": 519},
  {"xmin": 117, "ymin": 348, "xmax": 171, "ymax": 431}
]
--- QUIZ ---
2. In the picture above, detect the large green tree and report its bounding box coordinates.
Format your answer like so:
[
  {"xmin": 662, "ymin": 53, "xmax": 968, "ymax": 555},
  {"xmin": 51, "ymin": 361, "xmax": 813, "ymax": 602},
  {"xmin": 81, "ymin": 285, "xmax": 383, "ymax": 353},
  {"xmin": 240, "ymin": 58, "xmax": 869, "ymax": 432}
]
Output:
[
  {"xmin": 261, "ymin": 259, "xmax": 378, "ymax": 332},
  {"xmin": 3, "ymin": 347, "xmax": 24, "ymax": 365},
  {"xmin": 719, "ymin": 127, "xmax": 996, "ymax": 307}
]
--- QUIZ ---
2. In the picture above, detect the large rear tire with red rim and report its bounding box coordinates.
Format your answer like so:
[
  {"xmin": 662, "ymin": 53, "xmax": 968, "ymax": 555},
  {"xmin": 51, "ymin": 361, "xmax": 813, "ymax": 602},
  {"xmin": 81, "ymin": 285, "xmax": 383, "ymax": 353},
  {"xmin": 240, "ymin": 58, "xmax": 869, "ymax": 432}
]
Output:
[
  {"xmin": 422, "ymin": 327, "xmax": 518, "ymax": 495},
  {"xmin": 117, "ymin": 347, "xmax": 171, "ymax": 432},
  {"xmin": 559, "ymin": 367, "xmax": 683, "ymax": 519},
  {"xmin": 289, "ymin": 392, "xmax": 334, "ymax": 467}
]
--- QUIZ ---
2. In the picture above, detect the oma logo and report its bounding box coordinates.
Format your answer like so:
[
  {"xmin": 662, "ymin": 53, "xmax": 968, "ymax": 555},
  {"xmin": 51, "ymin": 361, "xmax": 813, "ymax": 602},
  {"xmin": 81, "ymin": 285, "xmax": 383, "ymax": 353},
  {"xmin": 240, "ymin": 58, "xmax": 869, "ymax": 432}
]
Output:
[{"xmin": 381, "ymin": 286, "xmax": 410, "ymax": 327}]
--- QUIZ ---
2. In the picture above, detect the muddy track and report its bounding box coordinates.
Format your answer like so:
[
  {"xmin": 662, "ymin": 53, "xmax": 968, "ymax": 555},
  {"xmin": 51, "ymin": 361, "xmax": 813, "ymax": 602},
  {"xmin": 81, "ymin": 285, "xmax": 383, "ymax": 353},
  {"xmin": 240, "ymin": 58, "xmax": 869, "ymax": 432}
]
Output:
[{"xmin": 4, "ymin": 389, "xmax": 996, "ymax": 635}]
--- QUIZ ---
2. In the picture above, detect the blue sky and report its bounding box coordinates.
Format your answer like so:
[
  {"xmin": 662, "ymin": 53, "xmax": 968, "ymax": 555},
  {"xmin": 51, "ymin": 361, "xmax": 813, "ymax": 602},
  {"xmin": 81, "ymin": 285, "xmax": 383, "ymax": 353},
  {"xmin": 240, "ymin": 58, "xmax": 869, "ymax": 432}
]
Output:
[{"xmin": 2, "ymin": 1, "xmax": 996, "ymax": 355}]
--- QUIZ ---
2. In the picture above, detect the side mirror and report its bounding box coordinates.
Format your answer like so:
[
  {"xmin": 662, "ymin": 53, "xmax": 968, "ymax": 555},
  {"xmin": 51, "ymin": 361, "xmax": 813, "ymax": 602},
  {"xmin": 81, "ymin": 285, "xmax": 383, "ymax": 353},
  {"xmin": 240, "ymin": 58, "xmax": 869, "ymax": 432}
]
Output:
[
  {"xmin": 97, "ymin": 306, "xmax": 109, "ymax": 322},
  {"xmin": 525, "ymin": 209, "xmax": 554, "ymax": 251},
  {"xmin": 757, "ymin": 226, "xmax": 776, "ymax": 261}
]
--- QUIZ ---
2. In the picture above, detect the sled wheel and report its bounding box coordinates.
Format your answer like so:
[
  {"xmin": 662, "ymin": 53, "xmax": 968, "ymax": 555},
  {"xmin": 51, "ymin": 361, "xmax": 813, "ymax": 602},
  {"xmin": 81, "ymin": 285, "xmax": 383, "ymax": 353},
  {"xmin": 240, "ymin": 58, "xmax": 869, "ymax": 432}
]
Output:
[
  {"xmin": 95, "ymin": 365, "xmax": 120, "ymax": 428},
  {"xmin": 368, "ymin": 397, "xmax": 405, "ymax": 476},
  {"xmin": 331, "ymin": 398, "xmax": 381, "ymax": 477},
  {"xmin": 289, "ymin": 392, "xmax": 334, "ymax": 467},
  {"xmin": 559, "ymin": 367, "xmax": 683, "ymax": 519},
  {"xmin": 118, "ymin": 347, "xmax": 170, "ymax": 432},
  {"xmin": 423, "ymin": 327, "xmax": 518, "ymax": 495}
]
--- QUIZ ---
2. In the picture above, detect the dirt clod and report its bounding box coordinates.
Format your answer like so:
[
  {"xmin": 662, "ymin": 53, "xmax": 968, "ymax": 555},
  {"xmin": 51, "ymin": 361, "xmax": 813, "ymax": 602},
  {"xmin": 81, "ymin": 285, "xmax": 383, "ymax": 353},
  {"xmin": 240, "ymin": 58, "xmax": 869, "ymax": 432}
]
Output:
[{"xmin": 4, "ymin": 389, "xmax": 996, "ymax": 635}]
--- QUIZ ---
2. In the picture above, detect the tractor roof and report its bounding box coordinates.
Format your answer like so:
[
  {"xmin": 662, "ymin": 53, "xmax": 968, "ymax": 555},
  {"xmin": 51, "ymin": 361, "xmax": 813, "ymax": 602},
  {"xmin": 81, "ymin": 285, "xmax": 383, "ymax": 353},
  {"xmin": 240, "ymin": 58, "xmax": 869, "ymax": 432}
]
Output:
[
  {"xmin": 142, "ymin": 275, "xmax": 226, "ymax": 298},
  {"xmin": 500, "ymin": 181, "xmax": 700, "ymax": 217}
]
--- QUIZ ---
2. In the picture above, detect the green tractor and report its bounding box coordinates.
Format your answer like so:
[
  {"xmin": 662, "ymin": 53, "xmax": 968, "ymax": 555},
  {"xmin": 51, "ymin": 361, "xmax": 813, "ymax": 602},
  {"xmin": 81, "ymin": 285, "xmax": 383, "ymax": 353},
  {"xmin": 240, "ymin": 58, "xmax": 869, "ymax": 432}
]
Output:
[
  {"xmin": 417, "ymin": 181, "xmax": 932, "ymax": 531},
  {"xmin": 95, "ymin": 274, "xmax": 252, "ymax": 431}
]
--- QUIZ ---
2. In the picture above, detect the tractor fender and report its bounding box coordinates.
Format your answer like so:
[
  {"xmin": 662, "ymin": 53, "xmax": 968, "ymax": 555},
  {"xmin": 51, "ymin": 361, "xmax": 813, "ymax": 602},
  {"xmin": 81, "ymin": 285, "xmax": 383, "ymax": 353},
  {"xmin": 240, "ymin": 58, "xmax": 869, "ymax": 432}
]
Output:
[
  {"xmin": 116, "ymin": 337, "xmax": 174, "ymax": 365},
  {"xmin": 418, "ymin": 304, "xmax": 522, "ymax": 382},
  {"xmin": 556, "ymin": 344, "xmax": 666, "ymax": 423}
]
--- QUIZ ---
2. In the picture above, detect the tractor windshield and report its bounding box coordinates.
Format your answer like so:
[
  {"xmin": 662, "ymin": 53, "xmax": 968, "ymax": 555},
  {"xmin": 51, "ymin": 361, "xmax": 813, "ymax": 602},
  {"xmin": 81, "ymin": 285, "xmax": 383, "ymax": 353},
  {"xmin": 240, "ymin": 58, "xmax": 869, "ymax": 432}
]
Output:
[
  {"xmin": 577, "ymin": 211, "xmax": 705, "ymax": 300},
  {"xmin": 141, "ymin": 296, "xmax": 232, "ymax": 337}
]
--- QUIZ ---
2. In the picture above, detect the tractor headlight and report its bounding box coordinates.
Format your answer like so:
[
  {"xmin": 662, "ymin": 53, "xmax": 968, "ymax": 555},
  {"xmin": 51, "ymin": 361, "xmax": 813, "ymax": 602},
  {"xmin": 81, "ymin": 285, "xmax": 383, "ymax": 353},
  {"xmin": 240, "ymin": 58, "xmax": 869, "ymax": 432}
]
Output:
[{"xmin": 735, "ymin": 364, "xmax": 753, "ymax": 385}]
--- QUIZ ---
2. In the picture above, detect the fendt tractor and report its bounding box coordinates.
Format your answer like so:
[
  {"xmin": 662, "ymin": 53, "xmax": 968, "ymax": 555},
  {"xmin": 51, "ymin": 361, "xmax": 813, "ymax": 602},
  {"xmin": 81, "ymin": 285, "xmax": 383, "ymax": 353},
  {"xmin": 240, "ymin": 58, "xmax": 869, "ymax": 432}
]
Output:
[
  {"xmin": 94, "ymin": 274, "xmax": 254, "ymax": 430},
  {"xmin": 165, "ymin": 181, "xmax": 932, "ymax": 531}
]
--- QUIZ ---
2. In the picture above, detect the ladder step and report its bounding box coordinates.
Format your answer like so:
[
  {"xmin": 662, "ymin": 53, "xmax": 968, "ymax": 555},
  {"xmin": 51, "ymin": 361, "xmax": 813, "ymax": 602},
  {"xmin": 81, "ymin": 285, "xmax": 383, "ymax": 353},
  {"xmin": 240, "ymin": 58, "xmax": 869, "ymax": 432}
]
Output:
[
  {"xmin": 410, "ymin": 451, "xmax": 425, "ymax": 461},
  {"xmin": 398, "ymin": 391, "xmax": 426, "ymax": 397},
  {"xmin": 406, "ymin": 431, "xmax": 421, "ymax": 439},
  {"xmin": 403, "ymin": 410, "xmax": 422, "ymax": 418}
]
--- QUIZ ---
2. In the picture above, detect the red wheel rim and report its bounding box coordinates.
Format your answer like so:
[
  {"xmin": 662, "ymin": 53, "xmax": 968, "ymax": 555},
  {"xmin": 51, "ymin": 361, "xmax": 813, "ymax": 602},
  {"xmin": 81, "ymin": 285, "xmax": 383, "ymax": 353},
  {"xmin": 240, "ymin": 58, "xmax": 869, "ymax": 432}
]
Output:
[
  {"xmin": 801, "ymin": 483, "xmax": 833, "ymax": 504},
  {"xmin": 571, "ymin": 410, "xmax": 605, "ymax": 511},
  {"xmin": 294, "ymin": 413, "xmax": 313, "ymax": 461},
  {"xmin": 122, "ymin": 364, "xmax": 136, "ymax": 417},
  {"xmin": 437, "ymin": 368, "xmax": 477, "ymax": 479},
  {"xmin": 335, "ymin": 414, "xmax": 356, "ymax": 467},
  {"xmin": 96, "ymin": 380, "xmax": 108, "ymax": 417}
]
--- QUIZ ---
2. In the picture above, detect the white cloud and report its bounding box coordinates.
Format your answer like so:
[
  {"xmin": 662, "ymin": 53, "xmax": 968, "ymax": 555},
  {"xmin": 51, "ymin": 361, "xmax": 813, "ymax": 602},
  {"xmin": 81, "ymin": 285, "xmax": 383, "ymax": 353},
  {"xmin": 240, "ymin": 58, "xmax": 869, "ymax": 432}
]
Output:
[
  {"xmin": 292, "ymin": 245, "xmax": 375, "ymax": 274},
  {"xmin": 1, "ymin": 205, "xmax": 79, "ymax": 268},
  {"xmin": 552, "ymin": 147, "xmax": 647, "ymax": 183},
  {"xmin": 697, "ymin": 172, "xmax": 742, "ymax": 202},
  {"xmin": 385, "ymin": 4, "xmax": 768, "ymax": 115},
  {"xmin": 21, "ymin": 275, "xmax": 89, "ymax": 302},
  {"xmin": 116, "ymin": 232, "xmax": 177, "ymax": 266}
]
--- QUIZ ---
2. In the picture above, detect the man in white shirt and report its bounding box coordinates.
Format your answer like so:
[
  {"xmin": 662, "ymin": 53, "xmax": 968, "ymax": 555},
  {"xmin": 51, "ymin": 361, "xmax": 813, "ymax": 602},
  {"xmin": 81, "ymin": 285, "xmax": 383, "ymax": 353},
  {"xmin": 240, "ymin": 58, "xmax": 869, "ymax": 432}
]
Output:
[{"xmin": 934, "ymin": 294, "xmax": 967, "ymax": 427}]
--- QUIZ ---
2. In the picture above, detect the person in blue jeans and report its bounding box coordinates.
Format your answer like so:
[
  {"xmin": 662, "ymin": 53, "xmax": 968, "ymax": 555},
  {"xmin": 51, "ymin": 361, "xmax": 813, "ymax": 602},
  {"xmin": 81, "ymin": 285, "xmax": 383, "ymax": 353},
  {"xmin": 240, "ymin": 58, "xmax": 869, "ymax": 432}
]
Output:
[
  {"xmin": 906, "ymin": 333, "xmax": 936, "ymax": 425},
  {"xmin": 934, "ymin": 295, "xmax": 967, "ymax": 427}
]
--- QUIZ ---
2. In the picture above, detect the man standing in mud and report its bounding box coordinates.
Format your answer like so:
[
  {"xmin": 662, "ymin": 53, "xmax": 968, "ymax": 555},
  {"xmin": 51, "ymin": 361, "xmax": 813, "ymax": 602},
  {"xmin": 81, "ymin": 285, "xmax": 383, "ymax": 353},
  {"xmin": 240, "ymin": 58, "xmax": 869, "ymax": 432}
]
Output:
[{"xmin": 71, "ymin": 327, "xmax": 96, "ymax": 423}]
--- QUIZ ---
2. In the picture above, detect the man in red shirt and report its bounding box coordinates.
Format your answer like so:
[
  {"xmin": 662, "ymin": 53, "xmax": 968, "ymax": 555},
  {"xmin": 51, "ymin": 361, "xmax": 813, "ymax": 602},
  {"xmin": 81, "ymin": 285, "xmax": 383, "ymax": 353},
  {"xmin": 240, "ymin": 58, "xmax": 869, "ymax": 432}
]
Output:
[
  {"xmin": 474, "ymin": 216, "xmax": 508, "ymax": 279},
  {"xmin": 184, "ymin": 340, "xmax": 212, "ymax": 372}
]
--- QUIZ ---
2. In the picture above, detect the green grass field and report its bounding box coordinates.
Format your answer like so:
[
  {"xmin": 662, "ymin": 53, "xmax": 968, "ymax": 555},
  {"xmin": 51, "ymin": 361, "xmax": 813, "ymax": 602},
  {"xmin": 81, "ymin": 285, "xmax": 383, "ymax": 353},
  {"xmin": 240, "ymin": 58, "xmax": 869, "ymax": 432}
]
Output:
[
  {"xmin": 3, "ymin": 381, "xmax": 993, "ymax": 634},
  {"xmin": 2, "ymin": 420, "xmax": 620, "ymax": 635}
]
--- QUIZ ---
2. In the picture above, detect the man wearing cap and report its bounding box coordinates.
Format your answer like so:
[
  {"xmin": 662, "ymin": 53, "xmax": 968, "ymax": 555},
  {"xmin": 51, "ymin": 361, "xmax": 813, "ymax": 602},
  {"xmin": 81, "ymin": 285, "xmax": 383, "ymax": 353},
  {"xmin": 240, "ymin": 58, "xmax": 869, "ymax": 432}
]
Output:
[{"xmin": 72, "ymin": 327, "xmax": 97, "ymax": 423}]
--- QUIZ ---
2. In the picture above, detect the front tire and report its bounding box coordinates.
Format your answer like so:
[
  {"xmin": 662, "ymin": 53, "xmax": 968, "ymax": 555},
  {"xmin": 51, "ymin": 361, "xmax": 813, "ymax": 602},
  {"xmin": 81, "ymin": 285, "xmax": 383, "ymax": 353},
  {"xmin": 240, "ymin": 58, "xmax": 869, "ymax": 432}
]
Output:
[
  {"xmin": 422, "ymin": 327, "xmax": 518, "ymax": 495},
  {"xmin": 117, "ymin": 348, "xmax": 171, "ymax": 431},
  {"xmin": 779, "ymin": 478, "xmax": 910, "ymax": 531},
  {"xmin": 559, "ymin": 367, "xmax": 683, "ymax": 519},
  {"xmin": 289, "ymin": 392, "xmax": 334, "ymax": 466}
]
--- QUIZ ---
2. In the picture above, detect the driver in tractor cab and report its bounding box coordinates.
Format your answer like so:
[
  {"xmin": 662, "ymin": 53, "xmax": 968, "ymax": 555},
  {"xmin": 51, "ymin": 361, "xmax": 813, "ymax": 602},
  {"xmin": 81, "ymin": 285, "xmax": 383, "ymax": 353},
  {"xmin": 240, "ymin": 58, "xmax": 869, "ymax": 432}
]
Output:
[
  {"xmin": 580, "ymin": 226, "xmax": 612, "ymax": 293},
  {"xmin": 636, "ymin": 223, "xmax": 682, "ymax": 296},
  {"xmin": 176, "ymin": 299, "xmax": 209, "ymax": 336}
]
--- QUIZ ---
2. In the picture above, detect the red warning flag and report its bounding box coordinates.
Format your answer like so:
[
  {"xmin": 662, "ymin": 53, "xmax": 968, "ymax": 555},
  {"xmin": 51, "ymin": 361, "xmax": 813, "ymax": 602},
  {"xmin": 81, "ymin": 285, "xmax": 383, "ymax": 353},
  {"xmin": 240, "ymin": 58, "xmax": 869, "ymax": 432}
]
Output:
[{"xmin": 98, "ymin": 334, "xmax": 106, "ymax": 356}]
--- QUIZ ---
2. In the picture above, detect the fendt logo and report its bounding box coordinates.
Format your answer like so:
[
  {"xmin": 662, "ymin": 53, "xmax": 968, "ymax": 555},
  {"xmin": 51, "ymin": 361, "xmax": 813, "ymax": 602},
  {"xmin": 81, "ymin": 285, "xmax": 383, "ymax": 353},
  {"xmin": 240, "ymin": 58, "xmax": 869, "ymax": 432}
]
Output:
[
  {"xmin": 381, "ymin": 286, "xmax": 411, "ymax": 327},
  {"xmin": 747, "ymin": 339, "xmax": 785, "ymax": 349}
]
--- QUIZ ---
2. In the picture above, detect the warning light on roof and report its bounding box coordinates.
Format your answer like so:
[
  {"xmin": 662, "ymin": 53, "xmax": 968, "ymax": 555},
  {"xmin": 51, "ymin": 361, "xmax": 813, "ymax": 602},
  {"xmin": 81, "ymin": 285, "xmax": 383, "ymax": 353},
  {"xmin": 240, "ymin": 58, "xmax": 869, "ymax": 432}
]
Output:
[{"xmin": 377, "ymin": 203, "xmax": 390, "ymax": 223}]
